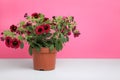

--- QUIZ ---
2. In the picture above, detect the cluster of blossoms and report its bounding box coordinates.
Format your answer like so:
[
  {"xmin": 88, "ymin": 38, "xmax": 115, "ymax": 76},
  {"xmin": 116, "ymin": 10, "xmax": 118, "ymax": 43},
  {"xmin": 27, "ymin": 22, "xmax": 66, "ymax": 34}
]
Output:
[
  {"xmin": 0, "ymin": 12, "xmax": 80, "ymax": 54},
  {"xmin": 35, "ymin": 24, "xmax": 50, "ymax": 34},
  {"xmin": 1, "ymin": 25, "xmax": 21, "ymax": 48}
]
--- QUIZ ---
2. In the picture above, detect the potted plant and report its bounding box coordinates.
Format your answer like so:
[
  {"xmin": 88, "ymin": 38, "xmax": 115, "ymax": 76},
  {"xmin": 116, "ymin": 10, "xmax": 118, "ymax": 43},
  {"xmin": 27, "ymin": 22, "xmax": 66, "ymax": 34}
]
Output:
[{"xmin": 0, "ymin": 12, "xmax": 80, "ymax": 71}]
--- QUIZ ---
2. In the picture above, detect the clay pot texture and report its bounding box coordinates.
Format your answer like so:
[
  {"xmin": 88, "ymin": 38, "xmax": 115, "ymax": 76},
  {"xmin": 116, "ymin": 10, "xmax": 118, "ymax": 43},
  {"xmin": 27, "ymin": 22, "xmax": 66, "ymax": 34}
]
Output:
[{"xmin": 32, "ymin": 48, "xmax": 56, "ymax": 71}]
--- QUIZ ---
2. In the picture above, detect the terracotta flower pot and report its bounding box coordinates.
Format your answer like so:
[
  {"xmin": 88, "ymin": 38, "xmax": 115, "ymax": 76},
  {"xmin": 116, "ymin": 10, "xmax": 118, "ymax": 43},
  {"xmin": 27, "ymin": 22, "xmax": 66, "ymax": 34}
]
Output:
[{"xmin": 32, "ymin": 48, "xmax": 57, "ymax": 71}]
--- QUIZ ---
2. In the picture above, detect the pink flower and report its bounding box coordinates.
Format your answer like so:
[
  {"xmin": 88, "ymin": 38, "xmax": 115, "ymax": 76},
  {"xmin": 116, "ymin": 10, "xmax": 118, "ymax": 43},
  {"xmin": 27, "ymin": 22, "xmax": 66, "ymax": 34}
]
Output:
[
  {"xmin": 35, "ymin": 26, "xmax": 44, "ymax": 35},
  {"xmin": 10, "ymin": 25, "xmax": 17, "ymax": 32},
  {"xmin": 5, "ymin": 37, "xmax": 12, "ymax": 47},
  {"xmin": 10, "ymin": 38, "xmax": 21, "ymax": 49}
]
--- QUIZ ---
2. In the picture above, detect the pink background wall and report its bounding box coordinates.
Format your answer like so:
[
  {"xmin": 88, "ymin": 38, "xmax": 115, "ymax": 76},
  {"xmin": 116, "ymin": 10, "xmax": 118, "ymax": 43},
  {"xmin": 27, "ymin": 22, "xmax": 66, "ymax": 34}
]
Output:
[{"xmin": 0, "ymin": 0, "xmax": 120, "ymax": 58}]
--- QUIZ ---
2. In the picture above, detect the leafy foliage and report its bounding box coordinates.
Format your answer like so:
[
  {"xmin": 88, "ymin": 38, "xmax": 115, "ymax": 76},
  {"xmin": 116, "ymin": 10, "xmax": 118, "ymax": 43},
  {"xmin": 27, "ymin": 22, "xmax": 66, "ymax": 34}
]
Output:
[{"xmin": 1, "ymin": 12, "xmax": 80, "ymax": 56}]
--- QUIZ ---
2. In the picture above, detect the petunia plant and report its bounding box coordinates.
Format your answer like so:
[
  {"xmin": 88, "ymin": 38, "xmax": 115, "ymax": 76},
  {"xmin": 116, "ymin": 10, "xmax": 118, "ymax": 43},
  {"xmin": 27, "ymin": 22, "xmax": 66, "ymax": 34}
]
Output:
[{"xmin": 0, "ymin": 12, "xmax": 80, "ymax": 55}]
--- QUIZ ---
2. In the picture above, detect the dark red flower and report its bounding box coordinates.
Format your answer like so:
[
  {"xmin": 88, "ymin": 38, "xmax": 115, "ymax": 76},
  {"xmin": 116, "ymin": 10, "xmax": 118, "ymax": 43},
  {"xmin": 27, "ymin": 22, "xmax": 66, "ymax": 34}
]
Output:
[
  {"xmin": 22, "ymin": 25, "xmax": 26, "ymax": 28},
  {"xmin": 16, "ymin": 30, "xmax": 23, "ymax": 35},
  {"xmin": 67, "ymin": 32, "xmax": 71, "ymax": 36},
  {"xmin": 5, "ymin": 36, "xmax": 12, "ymax": 47},
  {"xmin": 27, "ymin": 31, "xmax": 31, "ymax": 35},
  {"xmin": 24, "ymin": 13, "xmax": 28, "ymax": 18},
  {"xmin": 35, "ymin": 26, "xmax": 44, "ymax": 35},
  {"xmin": 10, "ymin": 38, "xmax": 20, "ymax": 49},
  {"xmin": 74, "ymin": 32, "xmax": 80, "ymax": 37},
  {"xmin": 52, "ymin": 16, "xmax": 56, "ymax": 19},
  {"xmin": 10, "ymin": 25, "xmax": 17, "ymax": 32},
  {"xmin": 16, "ymin": 30, "xmax": 20, "ymax": 34},
  {"xmin": 1, "ymin": 32, "xmax": 3, "ymax": 35},
  {"xmin": 61, "ymin": 29, "xmax": 64, "ymax": 33},
  {"xmin": 31, "ymin": 13, "xmax": 39, "ymax": 18},
  {"xmin": 72, "ymin": 26, "xmax": 76, "ymax": 31},
  {"xmin": 43, "ymin": 17, "xmax": 49, "ymax": 22},
  {"xmin": 71, "ymin": 16, "xmax": 74, "ymax": 21},
  {"xmin": 25, "ymin": 22, "xmax": 32, "ymax": 26},
  {"xmin": 23, "ymin": 22, "xmax": 32, "ymax": 28},
  {"xmin": 0, "ymin": 37, "xmax": 4, "ymax": 41},
  {"xmin": 43, "ymin": 24, "xmax": 50, "ymax": 33}
]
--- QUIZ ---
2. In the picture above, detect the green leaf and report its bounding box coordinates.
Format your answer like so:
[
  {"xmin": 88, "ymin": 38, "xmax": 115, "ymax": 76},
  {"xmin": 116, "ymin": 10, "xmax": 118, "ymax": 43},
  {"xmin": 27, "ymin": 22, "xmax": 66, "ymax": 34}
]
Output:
[
  {"xmin": 20, "ymin": 42, "xmax": 24, "ymax": 49},
  {"xmin": 46, "ymin": 33, "xmax": 52, "ymax": 37},
  {"xmin": 59, "ymin": 33, "xmax": 65, "ymax": 43},
  {"xmin": 59, "ymin": 33, "xmax": 66, "ymax": 43},
  {"xmin": 66, "ymin": 36, "xmax": 69, "ymax": 42},
  {"xmin": 3, "ymin": 30, "xmax": 15, "ymax": 37},
  {"xmin": 55, "ymin": 41, "xmax": 59, "ymax": 51},
  {"xmin": 18, "ymin": 36, "xmax": 23, "ymax": 40},
  {"xmin": 36, "ymin": 47, "xmax": 40, "ymax": 52},
  {"xmin": 68, "ymin": 16, "xmax": 73, "ymax": 21},
  {"xmin": 29, "ymin": 41, "xmax": 41, "ymax": 48},
  {"xmin": 26, "ymin": 26, "xmax": 33, "ymax": 31},
  {"xmin": 20, "ymin": 21, "xmax": 25, "ymax": 26},
  {"xmin": 40, "ymin": 14, "xmax": 45, "ymax": 19},
  {"xmin": 56, "ymin": 16, "xmax": 62, "ymax": 21},
  {"xmin": 55, "ymin": 39, "xmax": 63, "ymax": 51},
  {"xmin": 51, "ymin": 25, "xmax": 55, "ymax": 29},
  {"xmin": 58, "ymin": 40, "xmax": 63, "ymax": 50},
  {"xmin": 53, "ymin": 32, "xmax": 58, "ymax": 38},
  {"xmin": 29, "ymin": 46, "xmax": 32, "ymax": 56},
  {"xmin": 49, "ymin": 45, "xmax": 54, "ymax": 51},
  {"xmin": 58, "ymin": 25, "xmax": 61, "ymax": 30}
]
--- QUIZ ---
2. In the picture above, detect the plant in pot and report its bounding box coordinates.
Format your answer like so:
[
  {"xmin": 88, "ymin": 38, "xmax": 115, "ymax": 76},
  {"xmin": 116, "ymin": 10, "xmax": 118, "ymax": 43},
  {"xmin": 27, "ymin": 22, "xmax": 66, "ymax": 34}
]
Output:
[{"xmin": 0, "ymin": 12, "xmax": 80, "ymax": 71}]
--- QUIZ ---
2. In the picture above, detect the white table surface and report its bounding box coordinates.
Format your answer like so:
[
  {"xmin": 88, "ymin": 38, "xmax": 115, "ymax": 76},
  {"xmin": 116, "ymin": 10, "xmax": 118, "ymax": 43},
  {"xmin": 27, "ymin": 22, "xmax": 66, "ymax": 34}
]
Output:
[{"xmin": 0, "ymin": 59, "xmax": 120, "ymax": 80}]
